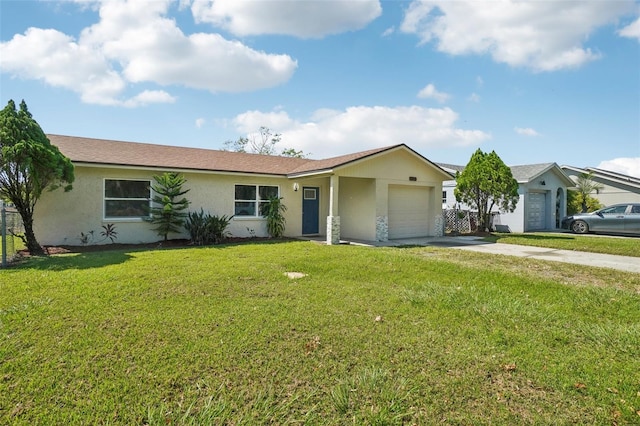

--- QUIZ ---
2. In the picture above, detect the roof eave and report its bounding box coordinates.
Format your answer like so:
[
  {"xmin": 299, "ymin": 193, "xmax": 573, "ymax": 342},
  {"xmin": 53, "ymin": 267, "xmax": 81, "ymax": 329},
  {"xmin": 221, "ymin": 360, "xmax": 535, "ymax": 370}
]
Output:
[{"xmin": 72, "ymin": 161, "xmax": 289, "ymax": 177}]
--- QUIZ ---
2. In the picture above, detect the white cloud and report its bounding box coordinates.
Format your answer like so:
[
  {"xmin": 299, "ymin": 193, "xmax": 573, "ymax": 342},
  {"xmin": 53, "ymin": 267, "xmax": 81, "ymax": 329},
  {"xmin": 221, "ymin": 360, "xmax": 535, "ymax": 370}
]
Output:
[
  {"xmin": 0, "ymin": 0, "xmax": 297, "ymax": 106},
  {"xmin": 417, "ymin": 83, "xmax": 450, "ymax": 103},
  {"xmin": 230, "ymin": 105, "xmax": 490, "ymax": 157},
  {"xmin": 195, "ymin": 118, "xmax": 206, "ymax": 128},
  {"xmin": 597, "ymin": 158, "xmax": 640, "ymax": 178},
  {"xmin": 190, "ymin": 0, "xmax": 382, "ymax": 38},
  {"xmin": 0, "ymin": 28, "xmax": 127, "ymax": 106},
  {"xmin": 476, "ymin": 76, "xmax": 484, "ymax": 87},
  {"xmin": 468, "ymin": 93, "xmax": 480, "ymax": 103},
  {"xmin": 122, "ymin": 90, "xmax": 177, "ymax": 108},
  {"xmin": 400, "ymin": 0, "xmax": 636, "ymax": 71},
  {"xmin": 515, "ymin": 127, "xmax": 540, "ymax": 137},
  {"xmin": 382, "ymin": 26, "xmax": 395, "ymax": 37},
  {"xmin": 619, "ymin": 17, "xmax": 640, "ymax": 41}
]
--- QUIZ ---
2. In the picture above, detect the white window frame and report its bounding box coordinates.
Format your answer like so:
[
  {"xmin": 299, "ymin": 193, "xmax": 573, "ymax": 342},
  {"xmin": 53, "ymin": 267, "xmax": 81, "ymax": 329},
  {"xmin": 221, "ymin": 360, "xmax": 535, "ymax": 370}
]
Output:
[
  {"xmin": 234, "ymin": 184, "xmax": 280, "ymax": 218},
  {"xmin": 103, "ymin": 178, "xmax": 151, "ymax": 221}
]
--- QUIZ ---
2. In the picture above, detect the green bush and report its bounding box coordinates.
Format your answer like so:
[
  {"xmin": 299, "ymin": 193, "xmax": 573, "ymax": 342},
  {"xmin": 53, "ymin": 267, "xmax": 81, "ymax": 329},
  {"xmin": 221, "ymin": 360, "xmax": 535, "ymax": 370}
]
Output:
[
  {"xmin": 184, "ymin": 209, "xmax": 233, "ymax": 245},
  {"xmin": 262, "ymin": 196, "xmax": 287, "ymax": 238}
]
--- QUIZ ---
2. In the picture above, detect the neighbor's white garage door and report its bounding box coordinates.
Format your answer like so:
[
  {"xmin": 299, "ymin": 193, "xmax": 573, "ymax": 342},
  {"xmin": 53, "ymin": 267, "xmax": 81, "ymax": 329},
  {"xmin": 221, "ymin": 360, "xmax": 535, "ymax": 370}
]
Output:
[
  {"xmin": 388, "ymin": 185, "xmax": 430, "ymax": 239},
  {"xmin": 527, "ymin": 192, "xmax": 546, "ymax": 230}
]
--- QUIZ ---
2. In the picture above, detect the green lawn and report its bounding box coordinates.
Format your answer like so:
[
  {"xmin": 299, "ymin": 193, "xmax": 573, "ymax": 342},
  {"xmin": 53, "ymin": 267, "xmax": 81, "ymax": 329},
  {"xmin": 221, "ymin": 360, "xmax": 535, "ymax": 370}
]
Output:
[
  {"xmin": 485, "ymin": 232, "xmax": 640, "ymax": 257},
  {"xmin": 1, "ymin": 241, "xmax": 639, "ymax": 424},
  {"xmin": 0, "ymin": 234, "xmax": 25, "ymax": 260}
]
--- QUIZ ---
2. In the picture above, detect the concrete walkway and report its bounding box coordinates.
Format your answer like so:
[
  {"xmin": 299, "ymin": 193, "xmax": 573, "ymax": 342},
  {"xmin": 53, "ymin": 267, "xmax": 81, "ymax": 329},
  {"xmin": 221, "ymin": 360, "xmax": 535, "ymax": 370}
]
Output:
[{"xmin": 309, "ymin": 236, "xmax": 640, "ymax": 274}]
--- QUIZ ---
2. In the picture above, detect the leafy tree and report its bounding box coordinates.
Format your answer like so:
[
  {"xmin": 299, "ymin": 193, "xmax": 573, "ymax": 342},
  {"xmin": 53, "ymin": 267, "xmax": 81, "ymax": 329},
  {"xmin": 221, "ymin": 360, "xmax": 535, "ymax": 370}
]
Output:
[
  {"xmin": 280, "ymin": 147, "xmax": 308, "ymax": 158},
  {"xmin": 454, "ymin": 149, "xmax": 519, "ymax": 232},
  {"xmin": 146, "ymin": 172, "xmax": 190, "ymax": 241},
  {"xmin": 0, "ymin": 99, "xmax": 74, "ymax": 255},
  {"xmin": 573, "ymin": 172, "xmax": 604, "ymax": 213},
  {"xmin": 223, "ymin": 126, "xmax": 308, "ymax": 158}
]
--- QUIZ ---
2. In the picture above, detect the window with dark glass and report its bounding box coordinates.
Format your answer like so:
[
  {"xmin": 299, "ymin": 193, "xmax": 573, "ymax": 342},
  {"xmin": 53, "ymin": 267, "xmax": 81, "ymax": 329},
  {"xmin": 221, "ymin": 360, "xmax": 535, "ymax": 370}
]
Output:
[
  {"xmin": 234, "ymin": 184, "xmax": 279, "ymax": 216},
  {"xmin": 104, "ymin": 179, "xmax": 150, "ymax": 219}
]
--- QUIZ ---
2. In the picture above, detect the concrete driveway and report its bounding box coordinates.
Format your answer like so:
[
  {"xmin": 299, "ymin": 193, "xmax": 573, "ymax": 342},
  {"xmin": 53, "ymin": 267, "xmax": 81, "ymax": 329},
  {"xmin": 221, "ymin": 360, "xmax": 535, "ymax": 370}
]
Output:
[{"xmin": 375, "ymin": 236, "xmax": 640, "ymax": 274}]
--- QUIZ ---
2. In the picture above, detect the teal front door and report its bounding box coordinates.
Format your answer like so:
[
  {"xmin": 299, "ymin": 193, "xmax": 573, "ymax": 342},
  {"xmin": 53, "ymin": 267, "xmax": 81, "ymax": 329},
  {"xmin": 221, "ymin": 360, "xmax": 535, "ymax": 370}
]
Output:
[{"xmin": 302, "ymin": 187, "xmax": 319, "ymax": 234}]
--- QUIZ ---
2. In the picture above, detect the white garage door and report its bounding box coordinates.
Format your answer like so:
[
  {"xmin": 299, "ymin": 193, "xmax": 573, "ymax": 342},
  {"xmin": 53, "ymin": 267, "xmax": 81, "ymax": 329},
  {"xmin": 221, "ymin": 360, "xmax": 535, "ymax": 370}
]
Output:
[
  {"xmin": 527, "ymin": 192, "xmax": 546, "ymax": 230},
  {"xmin": 388, "ymin": 185, "xmax": 430, "ymax": 239}
]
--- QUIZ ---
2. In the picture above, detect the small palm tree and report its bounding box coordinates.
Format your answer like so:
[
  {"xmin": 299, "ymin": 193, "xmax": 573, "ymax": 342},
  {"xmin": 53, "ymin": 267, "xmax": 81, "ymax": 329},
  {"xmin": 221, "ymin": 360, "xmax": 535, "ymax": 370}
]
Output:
[{"xmin": 575, "ymin": 172, "xmax": 603, "ymax": 213}]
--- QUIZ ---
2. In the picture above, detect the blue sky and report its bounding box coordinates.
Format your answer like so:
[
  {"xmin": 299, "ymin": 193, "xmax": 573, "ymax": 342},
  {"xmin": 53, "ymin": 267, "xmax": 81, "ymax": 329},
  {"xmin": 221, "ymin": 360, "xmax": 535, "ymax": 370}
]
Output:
[{"xmin": 1, "ymin": 0, "xmax": 639, "ymax": 177}]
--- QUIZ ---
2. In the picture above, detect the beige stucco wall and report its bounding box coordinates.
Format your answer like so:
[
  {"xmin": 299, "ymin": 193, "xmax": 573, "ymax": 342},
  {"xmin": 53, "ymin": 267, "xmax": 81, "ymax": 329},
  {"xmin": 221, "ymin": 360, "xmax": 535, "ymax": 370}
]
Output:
[
  {"xmin": 34, "ymin": 165, "xmax": 308, "ymax": 245},
  {"xmin": 338, "ymin": 177, "xmax": 376, "ymax": 240}
]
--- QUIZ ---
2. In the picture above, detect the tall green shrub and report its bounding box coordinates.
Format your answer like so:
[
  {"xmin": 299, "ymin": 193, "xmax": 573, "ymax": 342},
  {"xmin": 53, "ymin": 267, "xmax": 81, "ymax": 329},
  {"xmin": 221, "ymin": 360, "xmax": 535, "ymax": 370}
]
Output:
[
  {"xmin": 455, "ymin": 149, "xmax": 519, "ymax": 232},
  {"xmin": 262, "ymin": 196, "xmax": 287, "ymax": 238},
  {"xmin": 146, "ymin": 172, "xmax": 190, "ymax": 241}
]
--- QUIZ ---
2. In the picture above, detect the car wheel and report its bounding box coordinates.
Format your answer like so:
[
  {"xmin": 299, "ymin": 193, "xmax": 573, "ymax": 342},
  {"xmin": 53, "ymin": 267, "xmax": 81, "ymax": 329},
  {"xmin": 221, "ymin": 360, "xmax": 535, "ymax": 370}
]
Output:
[{"xmin": 571, "ymin": 220, "xmax": 589, "ymax": 234}]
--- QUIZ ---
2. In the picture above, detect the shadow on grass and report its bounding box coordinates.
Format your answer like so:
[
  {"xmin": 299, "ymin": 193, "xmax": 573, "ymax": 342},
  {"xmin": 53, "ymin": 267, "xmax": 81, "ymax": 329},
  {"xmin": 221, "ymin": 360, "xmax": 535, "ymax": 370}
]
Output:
[
  {"xmin": 11, "ymin": 238, "xmax": 296, "ymax": 271},
  {"xmin": 12, "ymin": 251, "xmax": 134, "ymax": 271}
]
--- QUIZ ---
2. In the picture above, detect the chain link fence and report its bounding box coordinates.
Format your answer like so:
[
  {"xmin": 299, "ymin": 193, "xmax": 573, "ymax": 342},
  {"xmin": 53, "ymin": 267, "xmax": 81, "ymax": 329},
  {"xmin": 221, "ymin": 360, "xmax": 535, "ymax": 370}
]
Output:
[{"xmin": 2, "ymin": 204, "xmax": 25, "ymax": 267}]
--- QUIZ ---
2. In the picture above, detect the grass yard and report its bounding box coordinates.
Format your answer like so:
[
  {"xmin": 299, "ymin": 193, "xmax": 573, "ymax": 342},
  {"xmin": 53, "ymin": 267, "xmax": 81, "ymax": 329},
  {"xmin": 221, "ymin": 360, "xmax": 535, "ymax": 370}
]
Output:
[
  {"xmin": 486, "ymin": 232, "xmax": 640, "ymax": 257},
  {"xmin": 1, "ymin": 241, "xmax": 639, "ymax": 424}
]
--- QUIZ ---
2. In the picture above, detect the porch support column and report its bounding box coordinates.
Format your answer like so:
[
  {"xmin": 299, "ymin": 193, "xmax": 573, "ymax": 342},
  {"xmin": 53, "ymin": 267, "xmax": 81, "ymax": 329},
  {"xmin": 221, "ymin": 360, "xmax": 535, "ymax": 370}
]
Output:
[
  {"xmin": 327, "ymin": 175, "xmax": 340, "ymax": 245},
  {"xmin": 375, "ymin": 180, "xmax": 388, "ymax": 242}
]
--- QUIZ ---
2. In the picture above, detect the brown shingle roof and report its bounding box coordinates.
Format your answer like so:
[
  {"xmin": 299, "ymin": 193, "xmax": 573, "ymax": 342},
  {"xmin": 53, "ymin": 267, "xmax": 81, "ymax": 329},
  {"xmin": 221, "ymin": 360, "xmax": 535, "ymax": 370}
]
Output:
[
  {"xmin": 48, "ymin": 134, "xmax": 313, "ymax": 176},
  {"xmin": 288, "ymin": 145, "xmax": 401, "ymax": 175},
  {"xmin": 47, "ymin": 135, "xmax": 443, "ymax": 178}
]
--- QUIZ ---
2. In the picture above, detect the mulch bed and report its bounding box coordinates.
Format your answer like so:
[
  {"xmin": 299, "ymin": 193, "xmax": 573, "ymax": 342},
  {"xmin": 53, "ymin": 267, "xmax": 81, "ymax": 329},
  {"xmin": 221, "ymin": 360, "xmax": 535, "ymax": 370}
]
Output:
[{"xmin": 20, "ymin": 237, "xmax": 273, "ymax": 257}]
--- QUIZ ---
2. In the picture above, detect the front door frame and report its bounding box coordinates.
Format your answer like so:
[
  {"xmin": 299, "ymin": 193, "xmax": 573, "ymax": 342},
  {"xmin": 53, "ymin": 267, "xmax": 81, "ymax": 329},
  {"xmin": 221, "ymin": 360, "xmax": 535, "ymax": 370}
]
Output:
[{"xmin": 302, "ymin": 186, "xmax": 320, "ymax": 235}]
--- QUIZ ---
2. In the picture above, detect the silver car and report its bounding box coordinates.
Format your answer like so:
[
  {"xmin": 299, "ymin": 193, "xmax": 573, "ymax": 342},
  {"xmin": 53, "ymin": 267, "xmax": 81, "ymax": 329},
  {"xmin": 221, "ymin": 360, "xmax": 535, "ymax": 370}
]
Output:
[{"xmin": 561, "ymin": 203, "xmax": 640, "ymax": 235}]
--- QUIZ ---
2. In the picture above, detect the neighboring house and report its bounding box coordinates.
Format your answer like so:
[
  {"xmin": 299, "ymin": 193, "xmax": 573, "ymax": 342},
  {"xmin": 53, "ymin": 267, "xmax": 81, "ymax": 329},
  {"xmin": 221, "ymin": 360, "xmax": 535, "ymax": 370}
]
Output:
[
  {"xmin": 35, "ymin": 135, "xmax": 453, "ymax": 246},
  {"xmin": 440, "ymin": 162, "xmax": 574, "ymax": 232},
  {"xmin": 561, "ymin": 166, "xmax": 640, "ymax": 206}
]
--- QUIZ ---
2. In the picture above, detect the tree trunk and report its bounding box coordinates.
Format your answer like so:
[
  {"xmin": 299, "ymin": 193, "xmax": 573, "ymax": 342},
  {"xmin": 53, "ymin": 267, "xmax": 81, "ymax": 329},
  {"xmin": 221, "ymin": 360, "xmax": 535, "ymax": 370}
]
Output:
[{"xmin": 20, "ymin": 213, "xmax": 44, "ymax": 256}]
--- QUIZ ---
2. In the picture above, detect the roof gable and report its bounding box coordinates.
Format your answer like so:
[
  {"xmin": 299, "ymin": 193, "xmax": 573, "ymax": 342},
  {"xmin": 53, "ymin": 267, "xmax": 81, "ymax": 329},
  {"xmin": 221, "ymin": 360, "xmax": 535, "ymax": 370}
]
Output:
[
  {"xmin": 510, "ymin": 163, "xmax": 555, "ymax": 182},
  {"xmin": 289, "ymin": 144, "xmax": 453, "ymax": 179},
  {"xmin": 561, "ymin": 165, "xmax": 640, "ymax": 190}
]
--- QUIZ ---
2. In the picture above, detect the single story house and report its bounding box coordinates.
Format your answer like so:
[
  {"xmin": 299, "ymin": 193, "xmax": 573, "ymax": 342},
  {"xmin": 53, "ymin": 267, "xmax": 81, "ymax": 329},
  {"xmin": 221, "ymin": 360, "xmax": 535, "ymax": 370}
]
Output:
[
  {"xmin": 35, "ymin": 135, "xmax": 453, "ymax": 246},
  {"xmin": 561, "ymin": 166, "xmax": 640, "ymax": 206},
  {"xmin": 441, "ymin": 162, "xmax": 574, "ymax": 232}
]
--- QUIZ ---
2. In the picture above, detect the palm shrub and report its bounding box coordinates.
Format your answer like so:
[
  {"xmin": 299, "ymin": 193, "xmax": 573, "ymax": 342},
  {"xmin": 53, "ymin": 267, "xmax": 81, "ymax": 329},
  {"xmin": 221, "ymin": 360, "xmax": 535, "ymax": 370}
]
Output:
[
  {"xmin": 567, "ymin": 189, "xmax": 603, "ymax": 215},
  {"xmin": 184, "ymin": 209, "xmax": 233, "ymax": 245},
  {"xmin": 146, "ymin": 172, "xmax": 190, "ymax": 241},
  {"xmin": 262, "ymin": 196, "xmax": 287, "ymax": 238}
]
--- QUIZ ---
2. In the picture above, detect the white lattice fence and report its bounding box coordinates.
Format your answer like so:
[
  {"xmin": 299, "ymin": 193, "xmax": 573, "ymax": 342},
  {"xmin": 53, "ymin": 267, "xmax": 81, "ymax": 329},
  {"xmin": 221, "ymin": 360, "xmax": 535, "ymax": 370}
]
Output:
[{"xmin": 444, "ymin": 209, "xmax": 478, "ymax": 234}]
